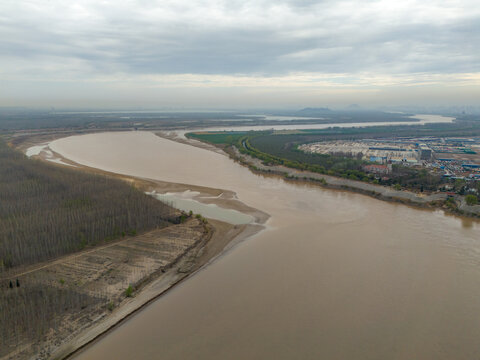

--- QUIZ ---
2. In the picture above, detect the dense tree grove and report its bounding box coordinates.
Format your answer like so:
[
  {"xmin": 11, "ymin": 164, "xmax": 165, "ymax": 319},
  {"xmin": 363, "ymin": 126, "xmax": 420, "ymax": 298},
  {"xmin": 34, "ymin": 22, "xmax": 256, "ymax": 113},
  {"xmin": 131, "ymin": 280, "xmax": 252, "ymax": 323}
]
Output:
[
  {"xmin": 0, "ymin": 141, "xmax": 176, "ymax": 269},
  {"xmin": 247, "ymin": 134, "xmax": 368, "ymax": 178},
  {"xmin": 244, "ymin": 134, "xmax": 449, "ymax": 189}
]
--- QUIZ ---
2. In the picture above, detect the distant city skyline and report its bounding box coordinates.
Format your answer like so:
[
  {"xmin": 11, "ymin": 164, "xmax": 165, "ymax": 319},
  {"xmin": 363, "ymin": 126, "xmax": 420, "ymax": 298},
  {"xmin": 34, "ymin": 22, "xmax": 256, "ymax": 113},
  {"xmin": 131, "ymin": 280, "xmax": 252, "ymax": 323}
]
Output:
[{"xmin": 1, "ymin": 0, "xmax": 479, "ymax": 108}]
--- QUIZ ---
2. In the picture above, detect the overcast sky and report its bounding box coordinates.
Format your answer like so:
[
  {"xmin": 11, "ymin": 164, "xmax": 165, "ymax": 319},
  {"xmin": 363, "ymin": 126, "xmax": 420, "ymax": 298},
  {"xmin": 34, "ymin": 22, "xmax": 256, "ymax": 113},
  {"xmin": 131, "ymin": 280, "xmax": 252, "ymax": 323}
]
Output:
[{"xmin": 1, "ymin": 0, "xmax": 479, "ymax": 108}]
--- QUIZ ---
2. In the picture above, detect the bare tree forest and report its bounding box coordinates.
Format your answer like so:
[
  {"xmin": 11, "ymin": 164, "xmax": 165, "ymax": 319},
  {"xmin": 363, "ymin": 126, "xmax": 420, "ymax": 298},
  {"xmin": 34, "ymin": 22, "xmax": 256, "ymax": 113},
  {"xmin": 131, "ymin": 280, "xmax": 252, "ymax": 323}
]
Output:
[
  {"xmin": 0, "ymin": 140, "xmax": 181, "ymax": 357},
  {"xmin": 0, "ymin": 140, "xmax": 176, "ymax": 270},
  {"xmin": 1, "ymin": 278, "xmax": 104, "ymax": 356}
]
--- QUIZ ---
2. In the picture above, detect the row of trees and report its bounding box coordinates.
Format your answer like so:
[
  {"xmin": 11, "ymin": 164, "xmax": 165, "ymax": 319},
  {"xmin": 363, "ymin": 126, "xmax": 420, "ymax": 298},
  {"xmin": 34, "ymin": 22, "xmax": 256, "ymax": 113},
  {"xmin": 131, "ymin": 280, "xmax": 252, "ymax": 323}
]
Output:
[
  {"xmin": 240, "ymin": 135, "xmax": 371, "ymax": 181},
  {"xmin": 191, "ymin": 131, "xmax": 470, "ymax": 192},
  {"xmin": 234, "ymin": 134, "xmax": 453, "ymax": 191},
  {"xmin": 0, "ymin": 140, "xmax": 176, "ymax": 269},
  {"xmin": 0, "ymin": 280, "xmax": 103, "ymax": 356}
]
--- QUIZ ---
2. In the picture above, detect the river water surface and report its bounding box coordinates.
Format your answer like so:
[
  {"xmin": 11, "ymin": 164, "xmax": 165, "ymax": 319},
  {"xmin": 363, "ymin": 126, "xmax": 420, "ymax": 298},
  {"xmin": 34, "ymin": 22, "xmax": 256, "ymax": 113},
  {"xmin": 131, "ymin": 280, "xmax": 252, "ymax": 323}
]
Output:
[
  {"xmin": 173, "ymin": 114, "xmax": 454, "ymax": 135},
  {"xmin": 49, "ymin": 131, "xmax": 480, "ymax": 360}
]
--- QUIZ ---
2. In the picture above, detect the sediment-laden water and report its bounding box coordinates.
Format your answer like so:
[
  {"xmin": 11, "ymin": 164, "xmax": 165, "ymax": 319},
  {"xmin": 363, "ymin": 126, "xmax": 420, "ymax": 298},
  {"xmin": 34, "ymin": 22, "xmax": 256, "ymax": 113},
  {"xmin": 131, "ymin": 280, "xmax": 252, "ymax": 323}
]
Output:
[
  {"xmin": 49, "ymin": 131, "xmax": 480, "ymax": 360},
  {"xmin": 148, "ymin": 190, "xmax": 254, "ymax": 225}
]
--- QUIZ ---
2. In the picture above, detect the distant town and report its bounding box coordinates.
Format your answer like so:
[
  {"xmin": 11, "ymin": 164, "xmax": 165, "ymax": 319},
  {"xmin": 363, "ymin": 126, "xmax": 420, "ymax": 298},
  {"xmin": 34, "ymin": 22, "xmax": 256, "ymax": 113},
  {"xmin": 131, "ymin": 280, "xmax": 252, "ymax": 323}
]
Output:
[{"xmin": 299, "ymin": 137, "xmax": 480, "ymax": 181}]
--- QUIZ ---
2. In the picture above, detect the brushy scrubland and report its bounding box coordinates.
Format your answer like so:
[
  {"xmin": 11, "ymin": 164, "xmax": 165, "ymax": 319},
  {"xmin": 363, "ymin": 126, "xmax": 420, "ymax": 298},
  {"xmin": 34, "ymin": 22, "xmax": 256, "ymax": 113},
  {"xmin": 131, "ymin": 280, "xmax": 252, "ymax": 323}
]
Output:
[{"xmin": 0, "ymin": 141, "xmax": 176, "ymax": 270}]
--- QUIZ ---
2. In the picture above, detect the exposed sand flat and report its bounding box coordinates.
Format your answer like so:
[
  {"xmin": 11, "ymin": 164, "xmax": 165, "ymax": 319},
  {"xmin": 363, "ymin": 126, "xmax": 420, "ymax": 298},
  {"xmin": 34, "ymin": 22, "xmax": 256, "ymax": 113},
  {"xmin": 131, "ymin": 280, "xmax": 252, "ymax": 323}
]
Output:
[{"xmin": 1, "ymin": 219, "xmax": 210, "ymax": 360}]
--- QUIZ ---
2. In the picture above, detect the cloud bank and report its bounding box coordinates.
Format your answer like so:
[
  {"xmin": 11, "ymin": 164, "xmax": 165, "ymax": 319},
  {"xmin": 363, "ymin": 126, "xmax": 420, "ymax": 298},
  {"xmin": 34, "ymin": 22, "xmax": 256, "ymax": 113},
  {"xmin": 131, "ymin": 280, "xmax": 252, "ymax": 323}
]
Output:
[{"xmin": 1, "ymin": 0, "xmax": 479, "ymax": 107}]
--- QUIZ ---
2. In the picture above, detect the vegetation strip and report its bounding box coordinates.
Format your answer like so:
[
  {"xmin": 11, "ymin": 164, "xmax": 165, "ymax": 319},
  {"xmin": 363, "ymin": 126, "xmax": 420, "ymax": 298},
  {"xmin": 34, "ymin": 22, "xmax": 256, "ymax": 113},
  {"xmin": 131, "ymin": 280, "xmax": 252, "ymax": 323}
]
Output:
[{"xmin": 187, "ymin": 129, "xmax": 480, "ymax": 218}]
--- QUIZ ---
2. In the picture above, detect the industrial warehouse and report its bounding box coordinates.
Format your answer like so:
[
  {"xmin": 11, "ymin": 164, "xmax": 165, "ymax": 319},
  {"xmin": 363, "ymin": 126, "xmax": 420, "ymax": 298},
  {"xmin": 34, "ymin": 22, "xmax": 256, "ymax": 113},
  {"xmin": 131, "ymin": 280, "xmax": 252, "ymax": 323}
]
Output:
[{"xmin": 299, "ymin": 137, "xmax": 480, "ymax": 180}]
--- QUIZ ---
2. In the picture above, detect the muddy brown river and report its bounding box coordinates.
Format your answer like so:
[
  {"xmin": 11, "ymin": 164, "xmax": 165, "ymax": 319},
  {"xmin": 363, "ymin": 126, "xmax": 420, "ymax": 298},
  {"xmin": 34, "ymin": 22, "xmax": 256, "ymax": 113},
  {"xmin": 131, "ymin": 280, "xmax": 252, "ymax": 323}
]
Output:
[{"xmin": 50, "ymin": 131, "xmax": 480, "ymax": 360}]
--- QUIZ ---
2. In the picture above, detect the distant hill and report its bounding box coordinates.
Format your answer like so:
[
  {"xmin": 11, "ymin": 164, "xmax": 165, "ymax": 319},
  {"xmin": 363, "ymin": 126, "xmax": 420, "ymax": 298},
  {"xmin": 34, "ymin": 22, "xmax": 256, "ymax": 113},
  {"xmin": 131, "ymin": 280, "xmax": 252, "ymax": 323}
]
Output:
[
  {"xmin": 297, "ymin": 107, "xmax": 332, "ymax": 116},
  {"xmin": 346, "ymin": 104, "xmax": 362, "ymax": 110}
]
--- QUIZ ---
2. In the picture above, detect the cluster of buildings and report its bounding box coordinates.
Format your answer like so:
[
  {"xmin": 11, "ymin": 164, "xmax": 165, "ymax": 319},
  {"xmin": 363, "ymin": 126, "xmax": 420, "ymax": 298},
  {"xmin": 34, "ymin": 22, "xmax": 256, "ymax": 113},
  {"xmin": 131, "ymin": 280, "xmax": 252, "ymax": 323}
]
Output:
[{"xmin": 299, "ymin": 137, "xmax": 480, "ymax": 180}]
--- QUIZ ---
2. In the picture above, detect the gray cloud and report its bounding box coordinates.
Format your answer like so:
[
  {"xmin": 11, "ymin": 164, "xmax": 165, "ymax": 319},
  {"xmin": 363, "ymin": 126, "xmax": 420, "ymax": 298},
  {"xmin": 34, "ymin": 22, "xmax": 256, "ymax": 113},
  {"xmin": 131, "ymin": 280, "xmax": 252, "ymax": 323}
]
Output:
[
  {"xmin": 2, "ymin": 0, "xmax": 479, "ymax": 75},
  {"xmin": 0, "ymin": 0, "xmax": 479, "ymax": 107}
]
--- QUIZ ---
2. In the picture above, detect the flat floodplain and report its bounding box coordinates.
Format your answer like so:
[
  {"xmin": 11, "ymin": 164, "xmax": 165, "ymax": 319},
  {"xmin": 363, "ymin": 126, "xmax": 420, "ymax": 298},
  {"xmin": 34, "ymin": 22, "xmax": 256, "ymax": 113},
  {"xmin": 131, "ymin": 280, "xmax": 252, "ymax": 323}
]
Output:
[{"xmin": 50, "ymin": 131, "xmax": 480, "ymax": 360}]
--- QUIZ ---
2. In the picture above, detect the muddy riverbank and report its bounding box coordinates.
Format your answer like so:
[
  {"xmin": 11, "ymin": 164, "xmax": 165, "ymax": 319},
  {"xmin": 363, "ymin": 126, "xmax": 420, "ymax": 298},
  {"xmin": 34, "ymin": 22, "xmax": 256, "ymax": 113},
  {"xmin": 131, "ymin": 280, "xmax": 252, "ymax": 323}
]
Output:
[
  {"xmin": 2, "ymin": 136, "xmax": 267, "ymax": 360},
  {"xmin": 159, "ymin": 131, "xmax": 480, "ymax": 218}
]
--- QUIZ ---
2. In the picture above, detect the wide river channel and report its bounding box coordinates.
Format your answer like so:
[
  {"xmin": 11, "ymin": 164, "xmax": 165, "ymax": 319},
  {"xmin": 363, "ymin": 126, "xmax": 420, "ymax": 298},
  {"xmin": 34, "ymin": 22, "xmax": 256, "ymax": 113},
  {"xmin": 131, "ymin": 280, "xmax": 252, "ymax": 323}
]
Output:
[{"xmin": 49, "ymin": 127, "xmax": 480, "ymax": 360}]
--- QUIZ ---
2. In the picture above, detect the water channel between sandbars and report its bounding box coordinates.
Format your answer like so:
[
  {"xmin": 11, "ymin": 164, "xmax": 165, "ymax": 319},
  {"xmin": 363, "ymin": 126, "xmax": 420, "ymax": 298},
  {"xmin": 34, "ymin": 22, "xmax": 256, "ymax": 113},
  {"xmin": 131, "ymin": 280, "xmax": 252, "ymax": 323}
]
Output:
[{"xmin": 49, "ymin": 131, "xmax": 480, "ymax": 360}]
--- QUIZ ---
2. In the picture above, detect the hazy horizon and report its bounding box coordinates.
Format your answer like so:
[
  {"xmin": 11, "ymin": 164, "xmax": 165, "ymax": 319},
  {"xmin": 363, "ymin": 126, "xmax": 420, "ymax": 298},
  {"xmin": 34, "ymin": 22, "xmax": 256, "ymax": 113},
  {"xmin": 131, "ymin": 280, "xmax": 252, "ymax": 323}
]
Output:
[{"xmin": 1, "ymin": 0, "xmax": 479, "ymax": 108}]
